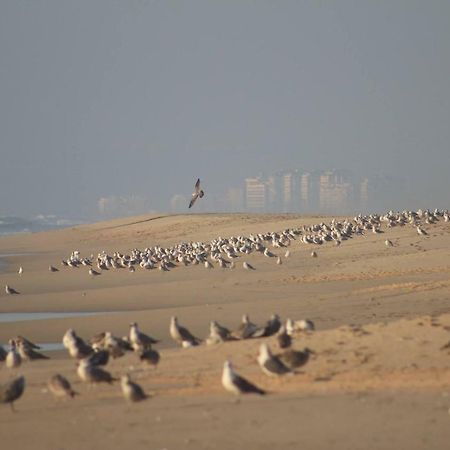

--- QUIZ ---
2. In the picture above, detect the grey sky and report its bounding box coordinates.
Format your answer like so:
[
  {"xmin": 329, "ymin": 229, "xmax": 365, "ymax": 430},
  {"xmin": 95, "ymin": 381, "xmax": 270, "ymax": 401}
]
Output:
[{"xmin": 1, "ymin": 1, "xmax": 449, "ymax": 218}]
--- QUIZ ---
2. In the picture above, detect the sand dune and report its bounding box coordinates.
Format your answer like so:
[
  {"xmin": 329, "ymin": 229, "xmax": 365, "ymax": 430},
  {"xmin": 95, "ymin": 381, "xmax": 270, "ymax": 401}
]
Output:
[{"xmin": 1, "ymin": 213, "xmax": 450, "ymax": 449}]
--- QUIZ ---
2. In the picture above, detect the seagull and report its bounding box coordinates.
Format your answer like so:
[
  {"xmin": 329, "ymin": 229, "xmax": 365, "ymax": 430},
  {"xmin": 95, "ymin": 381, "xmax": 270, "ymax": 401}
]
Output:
[
  {"xmin": 310, "ymin": 251, "xmax": 317, "ymax": 258},
  {"xmin": 14, "ymin": 336, "xmax": 41, "ymax": 350},
  {"xmin": 85, "ymin": 350, "xmax": 110, "ymax": 367},
  {"xmin": 0, "ymin": 345, "xmax": 7, "ymax": 362},
  {"xmin": 210, "ymin": 320, "xmax": 233, "ymax": 341},
  {"xmin": 98, "ymin": 331, "xmax": 133, "ymax": 358},
  {"xmin": 285, "ymin": 250, "xmax": 290, "ymax": 258},
  {"xmin": 242, "ymin": 261, "xmax": 255, "ymax": 270},
  {"xmin": 286, "ymin": 318, "xmax": 315, "ymax": 335},
  {"xmin": 5, "ymin": 285, "xmax": 20, "ymax": 295},
  {"xmin": 18, "ymin": 267, "xmax": 23, "ymax": 275},
  {"xmin": 385, "ymin": 239, "xmax": 393, "ymax": 247},
  {"xmin": 121, "ymin": 374, "xmax": 148, "ymax": 402},
  {"xmin": 276, "ymin": 325, "xmax": 292, "ymax": 349},
  {"xmin": 417, "ymin": 226, "xmax": 427, "ymax": 236},
  {"xmin": 77, "ymin": 359, "xmax": 116, "ymax": 385},
  {"xmin": 6, "ymin": 340, "xmax": 22, "ymax": 369},
  {"xmin": 63, "ymin": 329, "xmax": 93, "ymax": 359},
  {"xmin": 188, "ymin": 178, "xmax": 205, "ymax": 209},
  {"xmin": 260, "ymin": 314, "xmax": 282, "ymax": 338},
  {"xmin": 277, "ymin": 348, "xmax": 314, "ymax": 370},
  {"xmin": 16, "ymin": 340, "xmax": 50, "ymax": 361},
  {"xmin": 257, "ymin": 343, "xmax": 293, "ymax": 377},
  {"xmin": 89, "ymin": 268, "xmax": 101, "ymax": 276},
  {"xmin": 170, "ymin": 316, "xmax": 201, "ymax": 347},
  {"xmin": 48, "ymin": 374, "xmax": 78, "ymax": 399},
  {"xmin": 129, "ymin": 322, "xmax": 159, "ymax": 352},
  {"xmin": 49, "ymin": 265, "xmax": 59, "ymax": 272},
  {"xmin": 0, "ymin": 375, "xmax": 25, "ymax": 411},
  {"xmin": 222, "ymin": 360, "xmax": 265, "ymax": 395},
  {"xmin": 139, "ymin": 348, "xmax": 160, "ymax": 368},
  {"xmin": 276, "ymin": 256, "xmax": 282, "ymax": 265},
  {"xmin": 232, "ymin": 314, "xmax": 259, "ymax": 340}
]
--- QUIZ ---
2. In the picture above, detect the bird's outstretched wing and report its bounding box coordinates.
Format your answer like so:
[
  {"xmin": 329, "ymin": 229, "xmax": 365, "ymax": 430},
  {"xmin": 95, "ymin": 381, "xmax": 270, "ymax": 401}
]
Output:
[
  {"xmin": 189, "ymin": 179, "xmax": 203, "ymax": 209},
  {"xmin": 189, "ymin": 193, "xmax": 198, "ymax": 209}
]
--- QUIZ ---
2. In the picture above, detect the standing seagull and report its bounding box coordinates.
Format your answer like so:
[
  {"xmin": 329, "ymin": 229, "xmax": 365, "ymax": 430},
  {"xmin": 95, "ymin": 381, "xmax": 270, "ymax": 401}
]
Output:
[
  {"xmin": 6, "ymin": 340, "xmax": 22, "ymax": 369},
  {"xmin": 129, "ymin": 322, "xmax": 159, "ymax": 352},
  {"xmin": 0, "ymin": 375, "xmax": 25, "ymax": 411},
  {"xmin": 222, "ymin": 360, "xmax": 265, "ymax": 395},
  {"xmin": 170, "ymin": 316, "xmax": 201, "ymax": 347},
  {"xmin": 139, "ymin": 348, "xmax": 160, "ymax": 368},
  {"xmin": 77, "ymin": 359, "xmax": 116, "ymax": 385},
  {"xmin": 121, "ymin": 374, "xmax": 148, "ymax": 402},
  {"xmin": 16, "ymin": 340, "xmax": 50, "ymax": 361},
  {"xmin": 48, "ymin": 374, "xmax": 78, "ymax": 399},
  {"xmin": 5, "ymin": 285, "xmax": 20, "ymax": 295},
  {"xmin": 188, "ymin": 178, "xmax": 205, "ymax": 209},
  {"xmin": 257, "ymin": 343, "xmax": 293, "ymax": 377}
]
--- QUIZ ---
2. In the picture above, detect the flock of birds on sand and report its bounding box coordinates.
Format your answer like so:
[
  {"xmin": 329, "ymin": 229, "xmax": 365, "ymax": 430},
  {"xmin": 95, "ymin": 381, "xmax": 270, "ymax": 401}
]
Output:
[
  {"xmin": 1, "ymin": 313, "xmax": 314, "ymax": 410},
  {"xmin": 1, "ymin": 204, "xmax": 449, "ymax": 411}
]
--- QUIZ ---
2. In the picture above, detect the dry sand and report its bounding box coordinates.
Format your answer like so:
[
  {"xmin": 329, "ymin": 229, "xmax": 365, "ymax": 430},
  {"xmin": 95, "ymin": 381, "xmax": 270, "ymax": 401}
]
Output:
[{"xmin": 1, "ymin": 213, "xmax": 450, "ymax": 450}]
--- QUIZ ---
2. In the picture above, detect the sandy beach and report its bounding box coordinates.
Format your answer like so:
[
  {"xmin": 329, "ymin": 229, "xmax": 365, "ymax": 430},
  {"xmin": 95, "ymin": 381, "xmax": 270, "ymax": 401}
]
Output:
[{"xmin": 1, "ymin": 212, "xmax": 450, "ymax": 450}]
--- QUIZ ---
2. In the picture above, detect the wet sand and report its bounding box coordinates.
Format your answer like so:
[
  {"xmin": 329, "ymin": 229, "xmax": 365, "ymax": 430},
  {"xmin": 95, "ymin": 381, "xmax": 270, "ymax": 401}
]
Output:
[{"xmin": 1, "ymin": 213, "xmax": 450, "ymax": 449}]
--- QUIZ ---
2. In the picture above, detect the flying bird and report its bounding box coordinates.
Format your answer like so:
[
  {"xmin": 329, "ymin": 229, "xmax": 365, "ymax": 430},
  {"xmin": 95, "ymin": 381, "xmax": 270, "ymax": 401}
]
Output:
[{"xmin": 188, "ymin": 178, "xmax": 204, "ymax": 209}]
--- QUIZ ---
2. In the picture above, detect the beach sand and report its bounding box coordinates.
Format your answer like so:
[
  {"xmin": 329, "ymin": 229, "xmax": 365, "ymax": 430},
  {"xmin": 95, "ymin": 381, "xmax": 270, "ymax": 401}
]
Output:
[{"xmin": 1, "ymin": 213, "xmax": 450, "ymax": 449}]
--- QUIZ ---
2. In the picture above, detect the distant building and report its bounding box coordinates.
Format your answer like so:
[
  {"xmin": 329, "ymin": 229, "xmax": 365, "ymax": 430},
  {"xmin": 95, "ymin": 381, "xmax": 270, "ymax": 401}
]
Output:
[
  {"xmin": 98, "ymin": 195, "xmax": 148, "ymax": 218},
  {"xmin": 225, "ymin": 188, "xmax": 244, "ymax": 211},
  {"xmin": 359, "ymin": 178, "xmax": 369, "ymax": 211},
  {"xmin": 245, "ymin": 177, "xmax": 267, "ymax": 211},
  {"xmin": 319, "ymin": 170, "xmax": 354, "ymax": 213},
  {"xmin": 299, "ymin": 172, "xmax": 319, "ymax": 212}
]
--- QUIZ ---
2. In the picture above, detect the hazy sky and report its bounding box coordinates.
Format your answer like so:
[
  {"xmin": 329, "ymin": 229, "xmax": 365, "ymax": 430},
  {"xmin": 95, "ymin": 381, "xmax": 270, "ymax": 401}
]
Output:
[{"xmin": 1, "ymin": 1, "xmax": 449, "ymax": 218}]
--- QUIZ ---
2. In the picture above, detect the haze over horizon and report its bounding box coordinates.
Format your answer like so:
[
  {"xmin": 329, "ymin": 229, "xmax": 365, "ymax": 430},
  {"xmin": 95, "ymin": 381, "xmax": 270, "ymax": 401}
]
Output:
[{"xmin": 1, "ymin": 1, "xmax": 449, "ymax": 220}]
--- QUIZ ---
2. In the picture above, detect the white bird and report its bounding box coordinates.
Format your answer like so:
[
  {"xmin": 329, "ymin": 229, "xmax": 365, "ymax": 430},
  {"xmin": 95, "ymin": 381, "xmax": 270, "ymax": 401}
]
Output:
[
  {"xmin": 18, "ymin": 267, "xmax": 23, "ymax": 275},
  {"xmin": 48, "ymin": 374, "xmax": 78, "ymax": 399},
  {"xmin": 77, "ymin": 359, "xmax": 116, "ymax": 384},
  {"xmin": 6, "ymin": 340, "xmax": 22, "ymax": 369},
  {"xmin": 189, "ymin": 178, "xmax": 205, "ymax": 209},
  {"xmin": 286, "ymin": 318, "xmax": 315, "ymax": 335},
  {"xmin": 232, "ymin": 314, "xmax": 259, "ymax": 340},
  {"xmin": 121, "ymin": 374, "xmax": 148, "ymax": 402},
  {"xmin": 243, "ymin": 261, "xmax": 255, "ymax": 270},
  {"xmin": 5, "ymin": 285, "xmax": 20, "ymax": 295},
  {"xmin": 385, "ymin": 239, "xmax": 393, "ymax": 247},
  {"xmin": 257, "ymin": 343, "xmax": 293, "ymax": 377},
  {"xmin": 170, "ymin": 316, "xmax": 201, "ymax": 347},
  {"xmin": 129, "ymin": 322, "xmax": 159, "ymax": 351},
  {"xmin": 222, "ymin": 360, "xmax": 265, "ymax": 395},
  {"xmin": 416, "ymin": 226, "xmax": 427, "ymax": 236}
]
